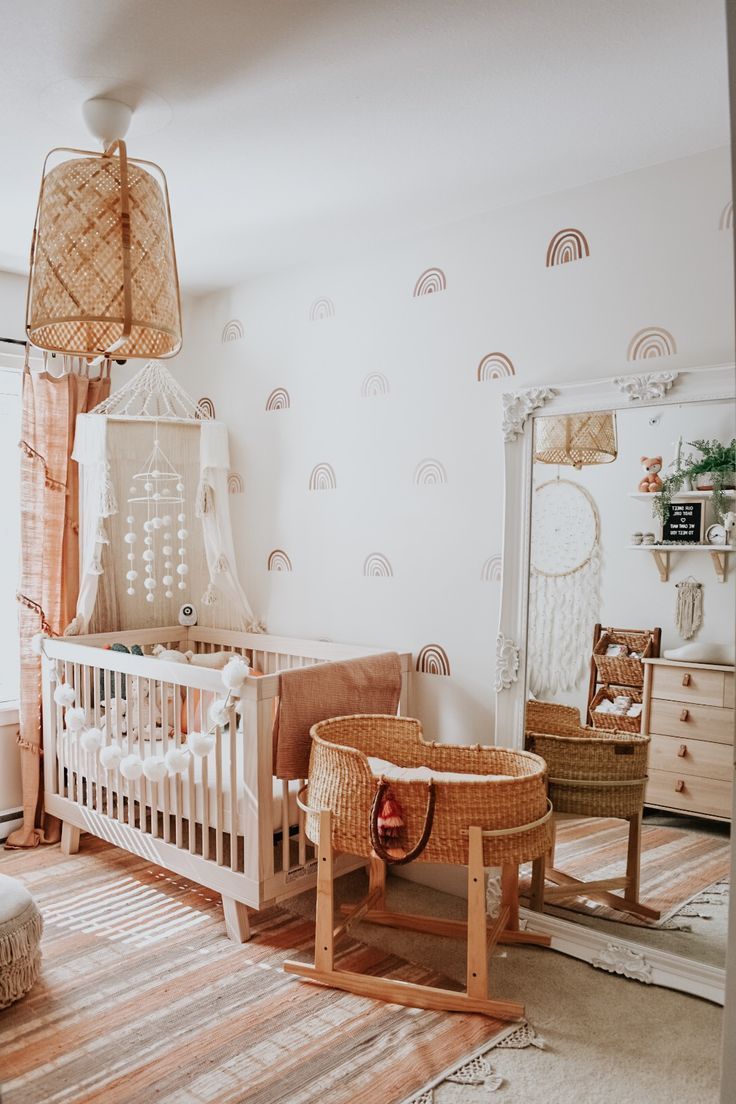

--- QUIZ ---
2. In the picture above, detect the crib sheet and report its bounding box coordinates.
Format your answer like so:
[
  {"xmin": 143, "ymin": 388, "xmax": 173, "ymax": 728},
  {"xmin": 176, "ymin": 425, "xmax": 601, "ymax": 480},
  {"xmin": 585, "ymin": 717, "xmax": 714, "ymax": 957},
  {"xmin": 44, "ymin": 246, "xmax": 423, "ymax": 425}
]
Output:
[{"xmin": 60, "ymin": 731, "xmax": 300, "ymax": 835}]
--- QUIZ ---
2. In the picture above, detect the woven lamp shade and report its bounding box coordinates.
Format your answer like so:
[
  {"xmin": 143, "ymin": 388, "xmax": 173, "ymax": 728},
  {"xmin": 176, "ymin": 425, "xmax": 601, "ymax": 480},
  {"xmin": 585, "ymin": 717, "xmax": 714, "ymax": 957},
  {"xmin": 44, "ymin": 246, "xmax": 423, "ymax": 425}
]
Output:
[
  {"xmin": 26, "ymin": 142, "xmax": 181, "ymax": 360},
  {"xmin": 534, "ymin": 411, "xmax": 617, "ymax": 468}
]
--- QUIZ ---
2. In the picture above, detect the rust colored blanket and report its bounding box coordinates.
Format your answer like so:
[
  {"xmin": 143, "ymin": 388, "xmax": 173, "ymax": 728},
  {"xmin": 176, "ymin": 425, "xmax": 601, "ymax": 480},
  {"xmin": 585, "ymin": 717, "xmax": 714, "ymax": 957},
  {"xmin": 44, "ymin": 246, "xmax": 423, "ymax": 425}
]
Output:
[{"xmin": 272, "ymin": 652, "xmax": 402, "ymax": 779}]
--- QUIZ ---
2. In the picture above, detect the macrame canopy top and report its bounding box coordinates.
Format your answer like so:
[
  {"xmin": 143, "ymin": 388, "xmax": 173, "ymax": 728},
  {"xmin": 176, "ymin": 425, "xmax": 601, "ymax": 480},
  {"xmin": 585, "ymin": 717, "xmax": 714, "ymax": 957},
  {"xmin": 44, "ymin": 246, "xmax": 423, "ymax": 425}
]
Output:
[
  {"xmin": 89, "ymin": 359, "xmax": 211, "ymax": 422},
  {"xmin": 534, "ymin": 411, "xmax": 617, "ymax": 469}
]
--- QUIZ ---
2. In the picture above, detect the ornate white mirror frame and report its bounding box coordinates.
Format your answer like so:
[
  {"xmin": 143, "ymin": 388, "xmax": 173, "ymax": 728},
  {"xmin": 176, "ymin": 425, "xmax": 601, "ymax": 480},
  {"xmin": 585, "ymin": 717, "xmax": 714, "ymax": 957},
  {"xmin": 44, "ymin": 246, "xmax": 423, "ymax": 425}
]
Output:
[{"xmin": 496, "ymin": 363, "xmax": 735, "ymax": 1003}]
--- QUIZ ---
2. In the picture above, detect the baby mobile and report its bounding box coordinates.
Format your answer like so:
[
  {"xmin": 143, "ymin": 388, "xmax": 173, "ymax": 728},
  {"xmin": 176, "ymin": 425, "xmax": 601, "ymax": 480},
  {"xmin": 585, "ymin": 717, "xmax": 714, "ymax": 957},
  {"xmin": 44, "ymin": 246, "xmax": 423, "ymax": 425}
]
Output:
[{"xmin": 124, "ymin": 428, "xmax": 189, "ymax": 602}]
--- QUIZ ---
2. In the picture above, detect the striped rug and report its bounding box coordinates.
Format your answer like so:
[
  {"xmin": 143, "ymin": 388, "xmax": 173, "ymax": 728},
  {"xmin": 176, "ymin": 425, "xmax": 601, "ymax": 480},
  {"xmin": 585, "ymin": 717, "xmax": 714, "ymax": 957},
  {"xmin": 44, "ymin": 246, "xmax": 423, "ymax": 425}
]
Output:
[
  {"xmin": 519, "ymin": 816, "xmax": 731, "ymax": 927},
  {"xmin": 0, "ymin": 838, "xmax": 512, "ymax": 1104}
]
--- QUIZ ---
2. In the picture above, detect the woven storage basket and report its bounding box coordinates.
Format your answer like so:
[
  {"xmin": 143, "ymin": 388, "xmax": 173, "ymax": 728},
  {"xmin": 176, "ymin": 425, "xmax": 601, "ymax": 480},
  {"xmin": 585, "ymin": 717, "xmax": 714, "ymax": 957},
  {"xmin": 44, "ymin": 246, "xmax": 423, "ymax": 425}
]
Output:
[
  {"xmin": 525, "ymin": 702, "xmax": 649, "ymax": 819},
  {"xmin": 593, "ymin": 630, "xmax": 652, "ymax": 689},
  {"xmin": 590, "ymin": 686, "xmax": 643, "ymax": 733},
  {"xmin": 306, "ymin": 715, "xmax": 553, "ymax": 867},
  {"xmin": 526, "ymin": 700, "xmax": 583, "ymax": 738}
]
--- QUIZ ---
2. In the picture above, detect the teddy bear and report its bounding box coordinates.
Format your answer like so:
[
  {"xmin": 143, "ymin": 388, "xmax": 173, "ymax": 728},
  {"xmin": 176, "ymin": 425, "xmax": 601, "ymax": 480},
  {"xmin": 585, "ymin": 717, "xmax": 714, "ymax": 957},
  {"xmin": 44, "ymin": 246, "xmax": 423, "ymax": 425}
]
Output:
[{"xmin": 639, "ymin": 456, "xmax": 663, "ymax": 493}]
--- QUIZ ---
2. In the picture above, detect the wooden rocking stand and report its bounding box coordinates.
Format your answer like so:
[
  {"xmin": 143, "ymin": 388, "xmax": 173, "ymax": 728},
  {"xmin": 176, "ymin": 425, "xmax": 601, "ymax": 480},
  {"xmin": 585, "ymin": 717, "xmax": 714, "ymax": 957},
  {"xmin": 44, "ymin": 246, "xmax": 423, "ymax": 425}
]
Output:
[{"xmin": 283, "ymin": 808, "xmax": 551, "ymax": 1022}]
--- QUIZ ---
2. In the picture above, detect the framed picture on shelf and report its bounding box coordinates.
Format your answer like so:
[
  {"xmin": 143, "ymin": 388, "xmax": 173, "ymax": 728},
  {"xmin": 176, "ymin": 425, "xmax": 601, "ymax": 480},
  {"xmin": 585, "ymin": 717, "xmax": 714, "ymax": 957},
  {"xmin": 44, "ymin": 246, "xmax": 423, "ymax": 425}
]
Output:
[{"xmin": 661, "ymin": 498, "xmax": 706, "ymax": 544}]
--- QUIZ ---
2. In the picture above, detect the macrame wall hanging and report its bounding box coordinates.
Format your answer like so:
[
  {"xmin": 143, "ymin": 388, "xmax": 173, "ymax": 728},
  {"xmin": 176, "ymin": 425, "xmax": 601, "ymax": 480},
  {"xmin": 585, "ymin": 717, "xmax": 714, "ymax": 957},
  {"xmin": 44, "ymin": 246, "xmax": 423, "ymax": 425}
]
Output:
[
  {"xmin": 528, "ymin": 479, "xmax": 601, "ymax": 697},
  {"xmin": 675, "ymin": 578, "xmax": 703, "ymax": 640}
]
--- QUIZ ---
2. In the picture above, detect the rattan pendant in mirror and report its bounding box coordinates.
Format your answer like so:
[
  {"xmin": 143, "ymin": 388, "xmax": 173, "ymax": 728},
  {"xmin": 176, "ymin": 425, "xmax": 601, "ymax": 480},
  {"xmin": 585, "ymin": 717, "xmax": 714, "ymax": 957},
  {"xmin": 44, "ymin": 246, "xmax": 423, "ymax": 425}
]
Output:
[
  {"xmin": 534, "ymin": 411, "xmax": 617, "ymax": 468},
  {"xmin": 26, "ymin": 140, "xmax": 181, "ymax": 360}
]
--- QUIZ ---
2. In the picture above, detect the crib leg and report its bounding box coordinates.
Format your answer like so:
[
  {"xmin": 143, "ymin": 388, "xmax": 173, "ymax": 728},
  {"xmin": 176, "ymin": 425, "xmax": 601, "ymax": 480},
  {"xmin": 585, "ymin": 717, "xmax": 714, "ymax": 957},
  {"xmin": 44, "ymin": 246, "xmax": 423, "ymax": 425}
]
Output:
[
  {"xmin": 222, "ymin": 896, "xmax": 251, "ymax": 943},
  {"xmin": 60, "ymin": 822, "xmax": 81, "ymax": 856},
  {"xmin": 368, "ymin": 852, "xmax": 387, "ymax": 909},
  {"xmin": 466, "ymin": 827, "xmax": 489, "ymax": 999},
  {"xmin": 314, "ymin": 810, "xmax": 335, "ymax": 972}
]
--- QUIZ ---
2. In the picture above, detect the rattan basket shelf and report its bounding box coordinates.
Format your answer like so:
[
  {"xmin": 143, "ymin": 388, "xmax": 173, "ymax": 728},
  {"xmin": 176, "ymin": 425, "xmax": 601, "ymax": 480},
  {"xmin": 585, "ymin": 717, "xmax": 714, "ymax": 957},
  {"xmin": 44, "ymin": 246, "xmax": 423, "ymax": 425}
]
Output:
[
  {"xmin": 589, "ymin": 685, "xmax": 643, "ymax": 733},
  {"xmin": 593, "ymin": 630, "xmax": 653, "ymax": 688}
]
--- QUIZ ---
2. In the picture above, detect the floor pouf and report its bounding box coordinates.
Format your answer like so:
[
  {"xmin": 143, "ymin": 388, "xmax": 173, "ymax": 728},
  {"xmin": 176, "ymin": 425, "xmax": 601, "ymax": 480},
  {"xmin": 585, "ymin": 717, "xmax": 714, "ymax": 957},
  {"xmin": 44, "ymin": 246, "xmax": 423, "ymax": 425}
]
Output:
[{"xmin": 0, "ymin": 873, "xmax": 43, "ymax": 1009}]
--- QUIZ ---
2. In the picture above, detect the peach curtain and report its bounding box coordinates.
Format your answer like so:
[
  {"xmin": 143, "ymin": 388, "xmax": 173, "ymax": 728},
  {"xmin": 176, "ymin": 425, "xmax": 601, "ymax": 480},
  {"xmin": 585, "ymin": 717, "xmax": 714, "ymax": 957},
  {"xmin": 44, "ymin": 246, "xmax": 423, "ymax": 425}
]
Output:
[{"xmin": 6, "ymin": 358, "xmax": 110, "ymax": 848}]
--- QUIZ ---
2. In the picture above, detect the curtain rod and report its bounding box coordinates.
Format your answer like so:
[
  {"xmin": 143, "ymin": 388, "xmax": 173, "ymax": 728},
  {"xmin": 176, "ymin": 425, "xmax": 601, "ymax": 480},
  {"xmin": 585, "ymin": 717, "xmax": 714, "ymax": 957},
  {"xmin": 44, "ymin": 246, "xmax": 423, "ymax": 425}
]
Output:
[{"xmin": 0, "ymin": 337, "xmax": 26, "ymax": 347}]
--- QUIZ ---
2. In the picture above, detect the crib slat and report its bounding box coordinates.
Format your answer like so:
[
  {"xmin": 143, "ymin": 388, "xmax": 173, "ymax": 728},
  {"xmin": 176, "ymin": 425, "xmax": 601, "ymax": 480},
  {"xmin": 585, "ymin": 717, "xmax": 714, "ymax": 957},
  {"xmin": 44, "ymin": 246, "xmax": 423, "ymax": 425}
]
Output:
[
  {"xmin": 201, "ymin": 694, "xmax": 210, "ymax": 862},
  {"xmin": 162, "ymin": 681, "xmax": 171, "ymax": 844},
  {"xmin": 229, "ymin": 704, "xmax": 238, "ymax": 872},
  {"xmin": 92, "ymin": 666, "xmax": 101, "ymax": 815},
  {"xmin": 215, "ymin": 715, "xmax": 224, "ymax": 866},
  {"xmin": 103, "ymin": 668, "xmax": 115, "ymax": 820},
  {"xmin": 82, "ymin": 664, "xmax": 93, "ymax": 811},
  {"xmin": 281, "ymin": 780, "xmax": 290, "ymax": 872},
  {"xmin": 298, "ymin": 778, "xmax": 307, "ymax": 866},
  {"xmin": 174, "ymin": 683, "xmax": 183, "ymax": 849},
  {"xmin": 187, "ymin": 688, "xmax": 197, "ymax": 855},
  {"xmin": 130, "ymin": 675, "xmax": 141, "ymax": 830},
  {"xmin": 148, "ymin": 676, "xmax": 158, "ymax": 839}
]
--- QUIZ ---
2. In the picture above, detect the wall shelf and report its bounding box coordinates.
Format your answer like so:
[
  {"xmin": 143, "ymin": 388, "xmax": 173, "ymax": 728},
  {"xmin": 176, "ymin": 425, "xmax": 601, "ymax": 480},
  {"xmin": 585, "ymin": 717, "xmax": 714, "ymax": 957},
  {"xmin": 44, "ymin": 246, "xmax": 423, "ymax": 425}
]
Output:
[
  {"xmin": 628, "ymin": 490, "xmax": 735, "ymax": 501},
  {"xmin": 627, "ymin": 544, "xmax": 733, "ymax": 583}
]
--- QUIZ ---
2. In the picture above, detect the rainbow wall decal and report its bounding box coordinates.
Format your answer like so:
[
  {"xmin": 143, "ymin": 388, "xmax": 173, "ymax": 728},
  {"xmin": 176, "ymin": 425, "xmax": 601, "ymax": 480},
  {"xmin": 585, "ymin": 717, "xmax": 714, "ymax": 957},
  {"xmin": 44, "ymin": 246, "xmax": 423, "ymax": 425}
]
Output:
[
  {"xmin": 414, "ymin": 458, "xmax": 447, "ymax": 486},
  {"xmin": 227, "ymin": 471, "xmax": 244, "ymax": 495},
  {"xmin": 546, "ymin": 228, "xmax": 589, "ymax": 267},
  {"xmin": 627, "ymin": 326, "xmax": 677, "ymax": 361},
  {"xmin": 196, "ymin": 397, "xmax": 216, "ymax": 419},
  {"xmin": 477, "ymin": 353, "xmax": 515, "ymax": 382},
  {"xmin": 481, "ymin": 554, "xmax": 502, "ymax": 582},
  {"xmin": 310, "ymin": 297, "xmax": 335, "ymax": 321},
  {"xmin": 265, "ymin": 387, "xmax": 291, "ymax": 411},
  {"xmin": 361, "ymin": 372, "xmax": 390, "ymax": 398},
  {"xmin": 413, "ymin": 267, "xmax": 446, "ymax": 297},
  {"xmin": 268, "ymin": 549, "xmax": 292, "ymax": 573},
  {"xmin": 221, "ymin": 318, "xmax": 245, "ymax": 343},
  {"xmin": 719, "ymin": 201, "xmax": 733, "ymax": 231},
  {"xmin": 416, "ymin": 644, "xmax": 451, "ymax": 676},
  {"xmin": 363, "ymin": 552, "xmax": 393, "ymax": 578},
  {"xmin": 309, "ymin": 463, "xmax": 337, "ymax": 491}
]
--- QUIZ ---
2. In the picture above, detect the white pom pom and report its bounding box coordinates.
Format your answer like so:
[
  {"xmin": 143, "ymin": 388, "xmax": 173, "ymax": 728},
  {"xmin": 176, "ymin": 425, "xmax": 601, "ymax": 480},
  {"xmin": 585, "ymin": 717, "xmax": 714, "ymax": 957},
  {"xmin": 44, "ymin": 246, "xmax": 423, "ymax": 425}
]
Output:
[
  {"xmin": 120, "ymin": 754, "xmax": 144, "ymax": 780},
  {"xmin": 31, "ymin": 632, "xmax": 47, "ymax": 656},
  {"xmin": 65, "ymin": 706, "xmax": 87, "ymax": 732},
  {"xmin": 208, "ymin": 698, "xmax": 230, "ymax": 728},
  {"xmin": 79, "ymin": 727, "xmax": 103, "ymax": 753},
  {"xmin": 222, "ymin": 657, "xmax": 250, "ymax": 691},
  {"xmin": 142, "ymin": 755, "xmax": 168, "ymax": 783},
  {"xmin": 165, "ymin": 746, "xmax": 190, "ymax": 775},
  {"xmin": 99, "ymin": 742, "xmax": 124, "ymax": 771},
  {"xmin": 188, "ymin": 730, "xmax": 215, "ymax": 757},
  {"xmin": 54, "ymin": 683, "xmax": 76, "ymax": 707}
]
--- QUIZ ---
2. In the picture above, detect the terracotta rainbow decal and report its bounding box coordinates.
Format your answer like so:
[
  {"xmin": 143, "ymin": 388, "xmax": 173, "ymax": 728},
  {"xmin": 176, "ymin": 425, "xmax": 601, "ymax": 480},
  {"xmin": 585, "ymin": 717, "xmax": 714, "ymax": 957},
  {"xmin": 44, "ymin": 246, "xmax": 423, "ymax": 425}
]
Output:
[
  {"xmin": 477, "ymin": 353, "xmax": 515, "ymax": 382},
  {"xmin": 413, "ymin": 267, "xmax": 446, "ymax": 297},
  {"xmin": 227, "ymin": 471, "xmax": 244, "ymax": 495},
  {"xmin": 221, "ymin": 318, "xmax": 245, "ymax": 343},
  {"xmin": 546, "ymin": 228, "xmax": 589, "ymax": 267},
  {"xmin": 414, "ymin": 458, "xmax": 447, "ymax": 486},
  {"xmin": 481, "ymin": 554, "xmax": 502, "ymax": 582},
  {"xmin": 627, "ymin": 326, "xmax": 676, "ymax": 361},
  {"xmin": 361, "ymin": 372, "xmax": 390, "ymax": 398},
  {"xmin": 267, "ymin": 549, "xmax": 292, "ymax": 573},
  {"xmin": 196, "ymin": 397, "xmax": 216, "ymax": 419},
  {"xmin": 309, "ymin": 297, "xmax": 335, "ymax": 321},
  {"xmin": 416, "ymin": 644, "xmax": 451, "ymax": 676},
  {"xmin": 309, "ymin": 462, "xmax": 337, "ymax": 491},
  {"xmin": 363, "ymin": 552, "xmax": 393, "ymax": 578},
  {"xmin": 719, "ymin": 201, "xmax": 733, "ymax": 231},
  {"xmin": 265, "ymin": 387, "xmax": 291, "ymax": 411}
]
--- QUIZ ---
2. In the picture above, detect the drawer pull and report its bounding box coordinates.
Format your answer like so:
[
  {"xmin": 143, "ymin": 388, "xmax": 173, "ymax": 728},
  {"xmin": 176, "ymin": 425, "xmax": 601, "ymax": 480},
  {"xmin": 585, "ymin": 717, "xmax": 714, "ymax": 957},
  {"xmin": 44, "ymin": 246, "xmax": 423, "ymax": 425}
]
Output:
[
  {"xmin": 680, "ymin": 709, "xmax": 689, "ymax": 722},
  {"xmin": 677, "ymin": 744, "xmax": 688, "ymax": 758},
  {"xmin": 675, "ymin": 779, "xmax": 685, "ymax": 793},
  {"xmin": 682, "ymin": 673, "xmax": 691, "ymax": 687}
]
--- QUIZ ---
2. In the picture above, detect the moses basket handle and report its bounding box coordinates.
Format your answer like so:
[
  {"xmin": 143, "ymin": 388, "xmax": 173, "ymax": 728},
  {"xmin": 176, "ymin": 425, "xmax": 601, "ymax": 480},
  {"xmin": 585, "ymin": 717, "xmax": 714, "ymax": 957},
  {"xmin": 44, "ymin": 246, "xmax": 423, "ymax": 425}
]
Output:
[{"xmin": 369, "ymin": 779, "xmax": 437, "ymax": 866}]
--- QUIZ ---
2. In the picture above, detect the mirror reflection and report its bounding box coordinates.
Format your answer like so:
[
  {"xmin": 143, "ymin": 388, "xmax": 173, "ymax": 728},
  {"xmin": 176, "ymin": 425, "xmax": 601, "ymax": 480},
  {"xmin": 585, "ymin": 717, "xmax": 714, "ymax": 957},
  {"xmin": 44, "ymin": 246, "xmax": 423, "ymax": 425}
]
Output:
[{"xmin": 525, "ymin": 399, "xmax": 734, "ymax": 969}]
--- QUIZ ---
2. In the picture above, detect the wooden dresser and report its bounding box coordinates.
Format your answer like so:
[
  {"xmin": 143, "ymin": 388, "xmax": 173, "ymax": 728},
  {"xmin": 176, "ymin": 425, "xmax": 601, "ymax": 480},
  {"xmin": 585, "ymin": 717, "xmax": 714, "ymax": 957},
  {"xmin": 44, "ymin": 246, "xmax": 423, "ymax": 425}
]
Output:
[{"xmin": 642, "ymin": 658, "xmax": 734, "ymax": 821}]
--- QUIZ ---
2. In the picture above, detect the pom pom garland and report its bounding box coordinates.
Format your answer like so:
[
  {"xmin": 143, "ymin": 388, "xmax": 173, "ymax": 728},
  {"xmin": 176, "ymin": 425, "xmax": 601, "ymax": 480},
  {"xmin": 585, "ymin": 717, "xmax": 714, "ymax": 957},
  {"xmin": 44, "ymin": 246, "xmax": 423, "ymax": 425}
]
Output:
[
  {"xmin": 208, "ymin": 699, "xmax": 230, "ymax": 729},
  {"xmin": 54, "ymin": 683, "xmax": 76, "ymax": 707},
  {"xmin": 120, "ymin": 754, "xmax": 144, "ymax": 781},
  {"xmin": 99, "ymin": 743, "xmax": 124, "ymax": 771},
  {"xmin": 222, "ymin": 657, "xmax": 250, "ymax": 691},
  {"xmin": 142, "ymin": 755, "xmax": 168, "ymax": 783},
  {"xmin": 188, "ymin": 730, "xmax": 216, "ymax": 757},
  {"xmin": 31, "ymin": 632, "xmax": 48, "ymax": 657},
  {"xmin": 165, "ymin": 746, "xmax": 190, "ymax": 775},
  {"xmin": 79, "ymin": 727, "xmax": 103, "ymax": 753},
  {"xmin": 64, "ymin": 706, "xmax": 87, "ymax": 732}
]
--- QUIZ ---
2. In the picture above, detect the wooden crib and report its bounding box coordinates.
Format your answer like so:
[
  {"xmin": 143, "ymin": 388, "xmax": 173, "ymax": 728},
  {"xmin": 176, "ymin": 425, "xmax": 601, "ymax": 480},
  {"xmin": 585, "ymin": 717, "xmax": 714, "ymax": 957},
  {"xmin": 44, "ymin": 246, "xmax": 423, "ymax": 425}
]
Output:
[{"xmin": 40, "ymin": 626, "xmax": 411, "ymax": 941}]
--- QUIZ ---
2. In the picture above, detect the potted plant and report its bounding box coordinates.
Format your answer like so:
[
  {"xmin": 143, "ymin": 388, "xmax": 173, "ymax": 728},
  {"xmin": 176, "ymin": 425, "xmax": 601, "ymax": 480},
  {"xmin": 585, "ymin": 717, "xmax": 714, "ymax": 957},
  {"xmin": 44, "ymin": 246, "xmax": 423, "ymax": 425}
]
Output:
[{"xmin": 653, "ymin": 437, "xmax": 735, "ymax": 526}]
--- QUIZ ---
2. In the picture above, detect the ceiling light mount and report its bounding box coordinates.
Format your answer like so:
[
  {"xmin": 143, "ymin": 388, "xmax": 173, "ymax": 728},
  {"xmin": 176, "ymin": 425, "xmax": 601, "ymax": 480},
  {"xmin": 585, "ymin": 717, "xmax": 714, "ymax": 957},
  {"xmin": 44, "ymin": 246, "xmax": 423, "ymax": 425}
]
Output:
[{"xmin": 82, "ymin": 96, "xmax": 133, "ymax": 146}]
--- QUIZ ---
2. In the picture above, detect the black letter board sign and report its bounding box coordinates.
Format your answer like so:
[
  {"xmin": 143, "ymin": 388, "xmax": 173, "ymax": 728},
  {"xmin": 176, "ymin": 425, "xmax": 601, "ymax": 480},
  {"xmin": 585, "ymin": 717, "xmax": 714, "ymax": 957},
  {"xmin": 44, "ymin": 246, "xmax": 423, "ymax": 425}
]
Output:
[{"xmin": 662, "ymin": 501, "xmax": 704, "ymax": 544}]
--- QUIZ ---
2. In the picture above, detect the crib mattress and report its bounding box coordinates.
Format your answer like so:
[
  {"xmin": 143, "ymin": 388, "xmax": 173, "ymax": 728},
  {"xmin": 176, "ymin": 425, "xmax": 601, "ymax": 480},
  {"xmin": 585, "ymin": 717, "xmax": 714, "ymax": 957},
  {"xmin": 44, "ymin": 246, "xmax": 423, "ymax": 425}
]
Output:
[{"xmin": 60, "ymin": 732, "xmax": 300, "ymax": 835}]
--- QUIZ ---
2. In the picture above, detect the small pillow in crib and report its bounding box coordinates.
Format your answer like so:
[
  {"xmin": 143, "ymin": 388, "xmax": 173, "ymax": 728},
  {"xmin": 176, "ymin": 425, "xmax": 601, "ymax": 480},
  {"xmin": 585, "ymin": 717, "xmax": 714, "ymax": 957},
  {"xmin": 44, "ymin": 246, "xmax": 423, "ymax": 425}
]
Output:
[
  {"xmin": 663, "ymin": 642, "xmax": 735, "ymax": 666},
  {"xmin": 151, "ymin": 645, "xmax": 190, "ymax": 663},
  {"xmin": 185, "ymin": 651, "xmax": 235, "ymax": 670},
  {"xmin": 367, "ymin": 755, "xmax": 508, "ymax": 784}
]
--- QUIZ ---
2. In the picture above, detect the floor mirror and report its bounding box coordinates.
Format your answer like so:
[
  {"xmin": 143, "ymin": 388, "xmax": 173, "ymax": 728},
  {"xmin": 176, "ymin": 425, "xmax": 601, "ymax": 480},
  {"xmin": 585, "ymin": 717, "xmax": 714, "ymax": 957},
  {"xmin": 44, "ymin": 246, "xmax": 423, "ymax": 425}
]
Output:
[{"xmin": 496, "ymin": 363, "xmax": 734, "ymax": 1002}]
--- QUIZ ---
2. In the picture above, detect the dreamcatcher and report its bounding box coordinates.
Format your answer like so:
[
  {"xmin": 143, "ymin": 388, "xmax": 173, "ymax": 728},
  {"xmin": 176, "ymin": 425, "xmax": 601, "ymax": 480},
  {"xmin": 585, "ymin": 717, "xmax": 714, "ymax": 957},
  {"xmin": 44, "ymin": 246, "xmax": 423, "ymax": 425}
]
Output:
[{"xmin": 528, "ymin": 479, "xmax": 601, "ymax": 697}]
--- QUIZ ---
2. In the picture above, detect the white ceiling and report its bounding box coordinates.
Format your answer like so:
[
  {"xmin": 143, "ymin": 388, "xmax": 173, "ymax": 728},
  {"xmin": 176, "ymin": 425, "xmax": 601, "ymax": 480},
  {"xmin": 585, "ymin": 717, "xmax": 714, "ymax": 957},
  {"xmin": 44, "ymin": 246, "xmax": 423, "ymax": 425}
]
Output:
[{"xmin": 0, "ymin": 0, "xmax": 730, "ymax": 294}]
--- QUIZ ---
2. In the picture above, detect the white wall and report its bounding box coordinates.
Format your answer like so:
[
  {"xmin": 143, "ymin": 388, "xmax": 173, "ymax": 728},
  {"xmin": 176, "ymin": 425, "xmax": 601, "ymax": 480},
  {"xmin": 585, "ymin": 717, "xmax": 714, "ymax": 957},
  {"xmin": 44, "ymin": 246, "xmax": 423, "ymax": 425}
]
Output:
[{"xmin": 177, "ymin": 147, "xmax": 734, "ymax": 745}]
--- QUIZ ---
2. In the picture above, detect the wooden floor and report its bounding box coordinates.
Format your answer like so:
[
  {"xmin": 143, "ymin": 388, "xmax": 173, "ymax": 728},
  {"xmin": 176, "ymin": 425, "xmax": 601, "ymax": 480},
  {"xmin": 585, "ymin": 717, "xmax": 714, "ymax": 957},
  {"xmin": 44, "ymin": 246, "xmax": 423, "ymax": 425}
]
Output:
[
  {"xmin": 519, "ymin": 815, "xmax": 730, "ymax": 926},
  {"xmin": 0, "ymin": 836, "xmax": 512, "ymax": 1104}
]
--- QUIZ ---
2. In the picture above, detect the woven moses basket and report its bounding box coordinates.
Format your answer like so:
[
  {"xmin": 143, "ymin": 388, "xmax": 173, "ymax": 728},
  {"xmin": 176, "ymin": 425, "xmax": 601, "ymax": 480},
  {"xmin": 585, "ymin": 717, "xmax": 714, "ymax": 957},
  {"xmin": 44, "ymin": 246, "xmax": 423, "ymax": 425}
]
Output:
[
  {"xmin": 306, "ymin": 715, "xmax": 553, "ymax": 867},
  {"xmin": 525, "ymin": 700, "xmax": 650, "ymax": 819}
]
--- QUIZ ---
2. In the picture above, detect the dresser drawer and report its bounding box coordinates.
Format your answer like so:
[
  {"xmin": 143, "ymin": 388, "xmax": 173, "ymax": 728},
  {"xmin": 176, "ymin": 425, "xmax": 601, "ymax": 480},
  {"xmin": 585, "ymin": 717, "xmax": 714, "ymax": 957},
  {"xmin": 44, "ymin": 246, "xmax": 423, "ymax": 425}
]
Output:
[
  {"xmin": 646, "ymin": 769, "xmax": 733, "ymax": 819},
  {"xmin": 648, "ymin": 734, "xmax": 732, "ymax": 781},
  {"xmin": 725, "ymin": 674, "xmax": 734, "ymax": 710},
  {"xmin": 649, "ymin": 699, "xmax": 734, "ymax": 745},
  {"xmin": 651, "ymin": 664, "xmax": 725, "ymax": 706}
]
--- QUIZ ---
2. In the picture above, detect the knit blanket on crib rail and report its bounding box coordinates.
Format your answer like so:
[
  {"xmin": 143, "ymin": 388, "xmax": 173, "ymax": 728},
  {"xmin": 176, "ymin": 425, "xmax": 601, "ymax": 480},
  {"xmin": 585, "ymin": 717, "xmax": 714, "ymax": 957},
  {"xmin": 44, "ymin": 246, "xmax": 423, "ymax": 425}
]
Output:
[{"xmin": 272, "ymin": 652, "xmax": 402, "ymax": 779}]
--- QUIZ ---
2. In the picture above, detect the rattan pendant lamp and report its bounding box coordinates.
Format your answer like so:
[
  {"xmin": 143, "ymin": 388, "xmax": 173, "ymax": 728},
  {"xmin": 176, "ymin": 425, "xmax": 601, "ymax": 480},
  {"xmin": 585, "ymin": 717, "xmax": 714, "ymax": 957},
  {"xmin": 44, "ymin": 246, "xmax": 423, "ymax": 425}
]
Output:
[{"xmin": 26, "ymin": 96, "xmax": 182, "ymax": 360}]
